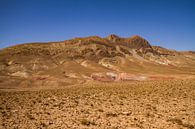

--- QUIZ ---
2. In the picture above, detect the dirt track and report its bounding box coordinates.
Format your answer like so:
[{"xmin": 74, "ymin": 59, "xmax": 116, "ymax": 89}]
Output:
[{"xmin": 0, "ymin": 79, "xmax": 195, "ymax": 129}]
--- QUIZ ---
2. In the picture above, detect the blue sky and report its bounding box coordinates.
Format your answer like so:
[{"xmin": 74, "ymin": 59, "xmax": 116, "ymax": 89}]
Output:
[{"xmin": 1, "ymin": 0, "xmax": 195, "ymax": 50}]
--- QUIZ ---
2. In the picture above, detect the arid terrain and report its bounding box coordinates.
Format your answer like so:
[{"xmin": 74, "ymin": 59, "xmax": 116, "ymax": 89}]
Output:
[
  {"xmin": 0, "ymin": 80, "xmax": 195, "ymax": 129},
  {"xmin": 0, "ymin": 35, "xmax": 195, "ymax": 128}
]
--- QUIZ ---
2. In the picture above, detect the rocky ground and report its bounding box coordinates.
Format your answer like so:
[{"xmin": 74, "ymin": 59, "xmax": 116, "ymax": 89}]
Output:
[{"xmin": 0, "ymin": 79, "xmax": 195, "ymax": 129}]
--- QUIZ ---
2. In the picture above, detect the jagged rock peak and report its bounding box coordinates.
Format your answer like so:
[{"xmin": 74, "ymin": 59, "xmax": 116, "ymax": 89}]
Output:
[
  {"xmin": 125, "ymin": 35, "xmax": 152, "ymax": 49},
  {"xmin": 106, "ymin": 34, "xmax": 121, "ymax": 42},
  {"xmin": 129, "ymin": 35, "xmax": 146, "ymax": 40},
  {"xmin": 128, "ymin": 35, "xmax": 148, "ymax": 42}
]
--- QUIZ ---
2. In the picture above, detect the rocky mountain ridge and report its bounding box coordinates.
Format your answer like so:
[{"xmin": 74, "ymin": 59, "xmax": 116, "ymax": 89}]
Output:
[{"xmin": 0, "ymin": 34, "xmax": 195, "ymax": 89}]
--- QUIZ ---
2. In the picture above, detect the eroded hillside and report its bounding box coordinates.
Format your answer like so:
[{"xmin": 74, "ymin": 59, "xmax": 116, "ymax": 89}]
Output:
[{"xmin": 0, "ymin": 35, "xmax": 195, "ymax": 90}]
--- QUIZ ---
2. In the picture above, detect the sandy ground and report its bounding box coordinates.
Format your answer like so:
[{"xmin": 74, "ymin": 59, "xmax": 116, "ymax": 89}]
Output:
[{"xmin": 0, "ymin": 79, "xmax": 195, "ymax": 129}]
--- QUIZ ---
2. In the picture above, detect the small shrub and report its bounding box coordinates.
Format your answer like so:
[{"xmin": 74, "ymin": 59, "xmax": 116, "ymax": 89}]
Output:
[
  {"xmin": 80, "ymin": 119, "xmax": 95, "ymax": 126},
  {"xmin": 106, "ymin": 112, "xmax": 118, "ymax": 117}
]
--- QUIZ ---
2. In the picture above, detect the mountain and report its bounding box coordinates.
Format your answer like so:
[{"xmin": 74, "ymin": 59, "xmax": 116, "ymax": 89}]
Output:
[{"xmin": 0, "ymin": 35, "xmax": 195, "ymax": 89}]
